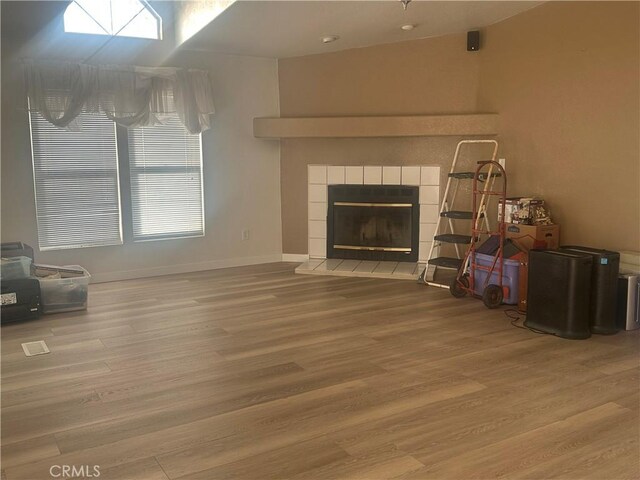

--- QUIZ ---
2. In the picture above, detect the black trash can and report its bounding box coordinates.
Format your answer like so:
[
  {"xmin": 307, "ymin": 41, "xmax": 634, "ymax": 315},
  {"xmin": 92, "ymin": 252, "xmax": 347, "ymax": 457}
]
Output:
[
  {"xmin": 560, "ymin": 246, "xmax": 620, "ymax": 335},
  {"xmin": 525, "ymin": 250, "xmax": 592, "ymax": 339}
]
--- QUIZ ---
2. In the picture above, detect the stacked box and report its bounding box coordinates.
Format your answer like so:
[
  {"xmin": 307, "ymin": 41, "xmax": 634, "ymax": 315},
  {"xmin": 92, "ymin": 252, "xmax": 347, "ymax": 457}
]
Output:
[{"xmin": 505, "ymin": 224, "xmax": 560, "ymax": 251}]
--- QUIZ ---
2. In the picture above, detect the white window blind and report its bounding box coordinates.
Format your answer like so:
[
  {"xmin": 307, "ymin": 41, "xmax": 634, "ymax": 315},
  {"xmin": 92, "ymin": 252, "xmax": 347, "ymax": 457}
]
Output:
[
  {"xmin": 127, "ymin": 115, "xmax": 204, "ymax": 241},
  {"xmin": 29, "ymin": 111, "xmax": 123, "ymax": 250}
]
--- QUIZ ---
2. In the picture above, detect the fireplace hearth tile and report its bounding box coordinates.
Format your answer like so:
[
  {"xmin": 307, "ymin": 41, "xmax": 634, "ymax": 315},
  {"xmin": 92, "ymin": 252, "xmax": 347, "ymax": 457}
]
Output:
[
  {"xmin": 354, "ymin": 261, "xmax": 379, "ymax": 273},
  {"xmin": 334, "ymin": 259, "xmax": 361, "ymax": 272},
  {"xmin": 372, "ymin": 262, "xmax": 398, "ymax": 274},
  {"xmin": 419, "ymin": 241, "xmax": 436, "ymax": 262},
  {"xmin": 309, "ymin": 238, "xmax": 327, "ymax": 258},
  {"xmin": 314, "ymin": 259, "xmax": 344, "ymax": 271},
  {"xmin": 327, "ymin": 166, "xmax": 345, "ymax": 184},
  {"xmin": 309, "ymin": 202, "xmax": 327, "ymax": 221},
  {"xmin": 295, "ymin": 259, "xmax": 325, "ymax": 271},
  {"xmin": 420, "ymin": 204, "xmax": 439, "ymax": 224},
  {"xmin": 420, "ymin": 223, "xmax": 437, "ymax": 242},
  {"xmin": 364, "ymin": 166, "xmax": 382, "ymax": 185},
  {"xmin": 295, "ymin": 259, "xmax": 423, "ymax": 280},
  {"xmin": 308, "ymin": 165, "xmax": 327, "ymax": 184},
  {"xmin": 394, "ymin": 262, "xmax": 417, "ymax": 276},
  {"xmin": 345, "ymin": 166, "xmax": 364, "ymax": 184},
  {"xmin": 382, "ymin": 166, "xmax": 401, "ymax": 185},
  {"xmin": 420, "ymin": 185, "xmax": 440, "ymax": 205},
  {"xmin": 309, "ymin": 220, "xmax": 326, "ymax": 239},
  {"xmin": 402, "ymin": 166, "xmax": 421, "ymax": 185},
  {"xmin": 421, "ymin": 166, "xmax": 440, "ymax": 186},
  {"xmin": 309, "ymin": 184, "xmax": 328, "ymax": 202}
]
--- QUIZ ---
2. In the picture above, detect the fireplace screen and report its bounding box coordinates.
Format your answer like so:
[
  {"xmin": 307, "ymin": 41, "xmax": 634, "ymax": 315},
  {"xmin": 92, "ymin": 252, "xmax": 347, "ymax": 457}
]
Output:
[
  {"xmin": 332, "ymin": 203, "xmax": 412, "ymax": 252},
  {"xmin": 327, "ymin": 185, "xmax": 419, "ymax": 262}
]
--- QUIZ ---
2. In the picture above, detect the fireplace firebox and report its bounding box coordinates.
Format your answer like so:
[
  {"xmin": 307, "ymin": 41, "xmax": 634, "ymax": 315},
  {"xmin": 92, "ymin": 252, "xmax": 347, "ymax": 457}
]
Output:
[{"xmin": 327, "ymin": 185, "xmax": 420, "ymax": 262}]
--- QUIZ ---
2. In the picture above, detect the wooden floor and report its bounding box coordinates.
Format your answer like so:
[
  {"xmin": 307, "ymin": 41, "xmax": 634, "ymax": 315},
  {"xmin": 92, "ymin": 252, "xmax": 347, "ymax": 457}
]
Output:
[{"xmin": 1, "ymin": 262, "xmax": 638, "ymax": 480}]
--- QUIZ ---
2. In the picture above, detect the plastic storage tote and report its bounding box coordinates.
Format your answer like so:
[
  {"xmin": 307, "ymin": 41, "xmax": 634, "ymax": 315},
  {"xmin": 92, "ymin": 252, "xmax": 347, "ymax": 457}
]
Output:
[
  {"xmin": 0, "ymin": 256, "xmax": 32, "ymax": 280},
  {"xmin": 38, "ymin": 265, "xmax": 90, "ymax": 314},
  {"xmin": 472, "ymin": 252, "xmax": 520, "ymax": 305}
]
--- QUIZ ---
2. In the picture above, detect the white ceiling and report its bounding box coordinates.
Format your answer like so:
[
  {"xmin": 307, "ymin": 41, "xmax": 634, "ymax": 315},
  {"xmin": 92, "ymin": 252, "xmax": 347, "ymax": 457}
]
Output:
[{"xmin": 182, "ymin": 1, "xmax": 543, "ymax": 58}]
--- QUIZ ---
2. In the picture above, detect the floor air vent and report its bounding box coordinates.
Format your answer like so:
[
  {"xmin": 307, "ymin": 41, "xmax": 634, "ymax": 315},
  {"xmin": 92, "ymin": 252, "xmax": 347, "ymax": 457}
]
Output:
[{"xmin": 21, "ymin": 340, "xmax": 50, "ymax": 357}]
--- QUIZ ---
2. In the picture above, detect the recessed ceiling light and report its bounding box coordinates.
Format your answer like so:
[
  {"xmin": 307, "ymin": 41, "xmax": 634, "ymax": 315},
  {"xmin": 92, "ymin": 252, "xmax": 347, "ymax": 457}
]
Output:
[
  {"xmin": 401, "ymin": 24, "xmax": 416, "ymax": 31},
  {"xmin": 322, "ymin": 35, "xmax": 340, "ymax": 44}
]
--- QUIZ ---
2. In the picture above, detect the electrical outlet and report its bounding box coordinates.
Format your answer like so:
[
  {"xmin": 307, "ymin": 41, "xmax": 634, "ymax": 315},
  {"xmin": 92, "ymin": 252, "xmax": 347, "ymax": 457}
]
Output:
[
  {"xmin": 241, "ymin": 229, "xmax": 250, "ymax": 241},
  {"xmin": 499, "ymin": 158, "xmax": 506, "ymax": 169}
]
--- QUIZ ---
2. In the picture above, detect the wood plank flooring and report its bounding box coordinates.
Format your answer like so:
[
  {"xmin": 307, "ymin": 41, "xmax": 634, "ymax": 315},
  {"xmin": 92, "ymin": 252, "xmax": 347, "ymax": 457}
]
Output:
[{"xmin": 1, "ymin": 262, "xmax": 638, "ymax": 480}]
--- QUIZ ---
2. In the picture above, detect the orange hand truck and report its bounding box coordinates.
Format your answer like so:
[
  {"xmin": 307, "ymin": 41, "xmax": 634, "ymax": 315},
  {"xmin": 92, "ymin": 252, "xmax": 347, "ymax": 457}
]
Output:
[{"xmin": 450, "ymin": 160, "xmax": 508, "ymax": 309}]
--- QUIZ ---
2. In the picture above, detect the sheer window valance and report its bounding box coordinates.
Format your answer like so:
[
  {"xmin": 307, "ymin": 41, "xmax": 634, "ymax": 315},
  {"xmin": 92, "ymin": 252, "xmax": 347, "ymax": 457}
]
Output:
[{"xmin": 23, "ymin": 61, "xmax": 215, "ymax": 134}]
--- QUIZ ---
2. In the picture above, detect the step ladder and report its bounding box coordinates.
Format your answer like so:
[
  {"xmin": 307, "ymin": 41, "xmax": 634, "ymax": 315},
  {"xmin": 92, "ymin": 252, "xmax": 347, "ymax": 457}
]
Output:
[{"xmin": 419, "ymin": 139, "xmax": 500, "ymax": 287}]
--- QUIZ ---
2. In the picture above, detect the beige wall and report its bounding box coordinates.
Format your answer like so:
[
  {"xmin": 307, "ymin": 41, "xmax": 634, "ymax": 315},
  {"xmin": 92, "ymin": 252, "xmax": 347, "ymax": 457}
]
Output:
[
  {"xmin": 1, "ymin": 2, "xmax": 283, "ymax": 282},
  {"xmin": 278, "ymin": 1, "xmax": 639, "ymax": 254},
  {"xmin": 279, "ymin": 33, "xmax": 480, "ymax": 116},
  {"xmin": 477, "ymin": 1, "xmax": 640, "ymax": 252},
  {"xmin": 279, "ymin": 32, "xmax": 490, "ymax": 254}
]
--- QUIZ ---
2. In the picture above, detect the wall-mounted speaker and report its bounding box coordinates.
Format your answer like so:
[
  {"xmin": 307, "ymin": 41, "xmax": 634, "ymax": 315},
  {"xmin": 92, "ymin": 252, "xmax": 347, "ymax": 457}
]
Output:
[{"xmin": 467, "ymin": 31, "xmax": 480, "ymax": 51}]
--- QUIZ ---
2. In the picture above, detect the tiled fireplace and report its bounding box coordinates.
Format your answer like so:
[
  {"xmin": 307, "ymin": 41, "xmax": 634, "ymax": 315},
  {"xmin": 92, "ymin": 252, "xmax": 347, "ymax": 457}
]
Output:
[
  {"xmin": 327, "ymin": 184, "xmax": 420, "ymax": 262},
  {"xmin": 298, "ymin": 164, "xmax": 441, "ymax": 279}
]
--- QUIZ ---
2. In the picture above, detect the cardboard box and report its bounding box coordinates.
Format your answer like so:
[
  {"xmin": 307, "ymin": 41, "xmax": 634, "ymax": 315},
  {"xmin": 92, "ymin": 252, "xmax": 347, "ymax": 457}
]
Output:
[{"xmin": 505, "ymin": 224, "xmax": 560, "ymax": 251}]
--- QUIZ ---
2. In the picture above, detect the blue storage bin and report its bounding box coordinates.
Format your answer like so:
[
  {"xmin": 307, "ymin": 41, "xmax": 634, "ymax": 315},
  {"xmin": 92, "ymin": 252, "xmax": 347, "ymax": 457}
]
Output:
[{"xmin": 472, "ymin": 252, "xmax": 520, "ymax": 305}]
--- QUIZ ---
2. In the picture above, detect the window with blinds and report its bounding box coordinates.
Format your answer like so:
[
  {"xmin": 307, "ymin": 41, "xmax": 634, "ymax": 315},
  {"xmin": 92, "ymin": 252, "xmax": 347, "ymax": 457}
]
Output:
[
  {"xmin": 127, "ymin": 115, "xmax": 204, "ymax": 241},
  {"xmin": 29, "ymin": 111, "xmax": 123, "ymax": 250}
]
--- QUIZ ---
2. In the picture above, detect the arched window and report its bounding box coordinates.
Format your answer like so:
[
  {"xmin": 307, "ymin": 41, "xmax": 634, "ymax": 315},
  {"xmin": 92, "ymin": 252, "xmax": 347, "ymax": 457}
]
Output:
[{"xmin": 64, "ymin": 0, "xmax": 162, "ymax": 40}]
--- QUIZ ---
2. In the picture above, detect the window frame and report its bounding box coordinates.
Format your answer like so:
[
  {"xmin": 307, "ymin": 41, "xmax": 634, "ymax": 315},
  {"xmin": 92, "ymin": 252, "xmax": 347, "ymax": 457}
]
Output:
[
  {"xmin": 119, "ymin": 122, "xmax": 206, "ymax": 244},
  {"xmin": 28, "ymin": 113, "xmax": 206, "ymax": 251},
  {"xmin": 63, "ymin": 0, "xmax": 163, "ymax": 41}
]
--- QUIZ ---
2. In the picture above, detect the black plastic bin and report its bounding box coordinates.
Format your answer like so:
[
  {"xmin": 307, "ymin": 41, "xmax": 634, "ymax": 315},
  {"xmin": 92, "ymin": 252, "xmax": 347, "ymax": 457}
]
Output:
[
  {"xmin": 1, "ymin": 242, "xmax": 34, "ymax": 260},
  {"xmin": 1, "ymin": 278, "xmax": 41, "ymax": 323},
  {"xmin": 560, "ymin": 246, "xmax": 620, "ymax": 335},
  {"xmin": 525, "ymin": 250, "xmax": 592, "ymax": 339}
]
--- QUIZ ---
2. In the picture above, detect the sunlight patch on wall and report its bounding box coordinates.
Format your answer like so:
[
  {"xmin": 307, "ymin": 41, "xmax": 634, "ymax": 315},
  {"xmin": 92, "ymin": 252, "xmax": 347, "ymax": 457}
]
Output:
[{"xmin": 176, "ymin": 0, "xmax": 236, "ymax": 44}]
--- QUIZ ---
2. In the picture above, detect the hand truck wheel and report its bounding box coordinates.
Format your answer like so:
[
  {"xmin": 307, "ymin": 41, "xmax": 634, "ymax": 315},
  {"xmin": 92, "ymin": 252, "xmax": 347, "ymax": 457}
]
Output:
[
  {"xmin": 450, "ymin": 274, "xmax": 469, "ymax": 298},
  {"xmin": 482, "ymin": 284, "xmax": 503, "ymax": 309}
]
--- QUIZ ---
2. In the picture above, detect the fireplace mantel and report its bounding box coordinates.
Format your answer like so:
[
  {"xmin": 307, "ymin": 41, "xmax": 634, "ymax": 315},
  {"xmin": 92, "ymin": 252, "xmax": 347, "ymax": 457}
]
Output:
[{"xmin": 253, "ymin": 114, "xmax": 498, "ymax": 138}]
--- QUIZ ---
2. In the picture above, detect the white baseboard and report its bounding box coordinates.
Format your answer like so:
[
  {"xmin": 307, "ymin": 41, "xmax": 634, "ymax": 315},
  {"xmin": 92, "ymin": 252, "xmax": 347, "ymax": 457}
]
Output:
[
  {"xmin": 281, "ymin": 253, "xmax": 309, "ymax": 263},
  {"xmin": 90, "ymin": 254, "xmax": 284, "ymax": 283}
]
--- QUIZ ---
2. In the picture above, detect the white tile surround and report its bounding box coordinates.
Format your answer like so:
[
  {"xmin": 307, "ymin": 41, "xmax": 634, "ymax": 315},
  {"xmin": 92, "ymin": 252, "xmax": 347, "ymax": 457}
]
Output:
[{"xmin": 306, "ymin": 165, "xmax": 441, "ymax": 264}]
